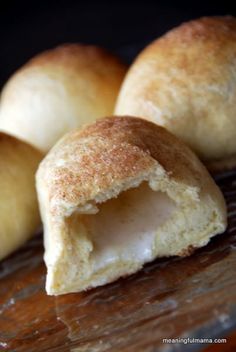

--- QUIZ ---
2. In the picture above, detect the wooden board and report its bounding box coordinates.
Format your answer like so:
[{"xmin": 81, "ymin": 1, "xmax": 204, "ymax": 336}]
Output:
[{"xmin": 0, "ymin": 170, "xmax": 236, "ymax": 352}]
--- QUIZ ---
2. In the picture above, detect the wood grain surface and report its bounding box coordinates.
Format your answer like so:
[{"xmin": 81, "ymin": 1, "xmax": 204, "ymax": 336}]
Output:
[{"xmin": 0, "ymin": 170, "xmax": 236, "ymax": 352}]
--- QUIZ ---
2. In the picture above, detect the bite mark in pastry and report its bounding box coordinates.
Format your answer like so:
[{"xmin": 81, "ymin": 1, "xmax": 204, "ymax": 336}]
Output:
[{"xmin": 36, "ymin": 116, "xmax": 227, "ymax": 295}]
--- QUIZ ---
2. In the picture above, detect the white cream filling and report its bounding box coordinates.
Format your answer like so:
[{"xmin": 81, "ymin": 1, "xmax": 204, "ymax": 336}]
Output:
[{"xmin": 84, "ymin": 183, "xmax": 176, "ymax": 272}]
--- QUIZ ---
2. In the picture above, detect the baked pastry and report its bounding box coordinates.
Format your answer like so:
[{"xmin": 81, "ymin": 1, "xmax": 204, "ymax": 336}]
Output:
[
  {"xmin": 0, "ymin": 44, "xmax": 127, "ymax": 153},
  {"xmin": 115, "ymin": 16, "xmax": 236, "ymax": 171},
  {"xmin": 36, "ymin": 116, "xmax": 227, "ymax": 295},
  {"xmin": 0, "ymin": 133, "xmax": 42, "ymax": 260}
]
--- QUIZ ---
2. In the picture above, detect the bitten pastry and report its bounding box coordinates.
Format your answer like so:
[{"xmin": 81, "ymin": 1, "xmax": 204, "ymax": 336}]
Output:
[
  {"xmin": 115, "ymin": 16, "xmax": 236, "ymax": 170},
  {"xmin": 0, "ymin": 133, "xmax": 42, "ymax": 260},
  {"xmin": 36, "ymin": 116, "xmax": 227, "ymax": 295},
  {"xmin": 0, "ymin": 44, "xmax": 127, "ymax": 153}
]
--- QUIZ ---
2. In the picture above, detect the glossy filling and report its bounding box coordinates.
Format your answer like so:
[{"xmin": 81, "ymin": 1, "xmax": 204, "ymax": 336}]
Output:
[{"xmin": 85, "ymin": 183, "xmax": 176, "ymax": 271}]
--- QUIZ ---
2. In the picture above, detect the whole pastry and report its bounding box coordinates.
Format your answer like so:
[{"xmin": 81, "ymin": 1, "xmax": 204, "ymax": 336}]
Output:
[
  {"xmin": 115, "ymin": 16, "xmax": 236, "ymax": 170},
  {"xmin": 0, "ymin": 44, "xmax": 127, "ymax": 153},
  {"xmin": 0, "ymin": 133, "xmax": 42, "ymax": 260},
  {"xmin": 36, "ymin": 116, "xmax": 227, "ymax": 295}
]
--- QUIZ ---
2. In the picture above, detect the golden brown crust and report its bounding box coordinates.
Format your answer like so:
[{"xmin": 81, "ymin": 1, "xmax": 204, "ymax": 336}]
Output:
[
  {"xmin": 26, "ymin": 43, "xmax": 126, "ymax": 73},
  {"xmin": 38, "ymin": 116, "xmax": 222, "ymax": 212},
  {"xmin": 0, "ymin": 44, "xmax": 127, "ymax": 153},
  {"xmin": 36, "ymin": 115, "xmax": 227, "ymax": 294},
  {"xmin": 115, "ymin": 16, "xmax": 236, "ymax": 168},
  {"xmin": 142, "ymin": 16, "xmax": 236, "ymax": 79},
  {"xmin": 0, "ymin": 132, "xmax": 43, "ymax": 260},
  {"xmin": 155, "ymin": 16, "xmax": 236, "ymax": 45}
]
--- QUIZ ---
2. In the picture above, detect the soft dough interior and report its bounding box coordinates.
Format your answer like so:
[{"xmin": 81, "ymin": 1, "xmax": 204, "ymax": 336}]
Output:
[{"xmin": 83, "ymin": 183, "xmax": 176, "ymax": 272}]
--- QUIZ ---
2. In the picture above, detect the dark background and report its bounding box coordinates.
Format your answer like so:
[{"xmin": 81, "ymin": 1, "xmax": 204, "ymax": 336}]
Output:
[{"xmin": 0, "ymin": 0, "xmax": 235, "ymax": 88}]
